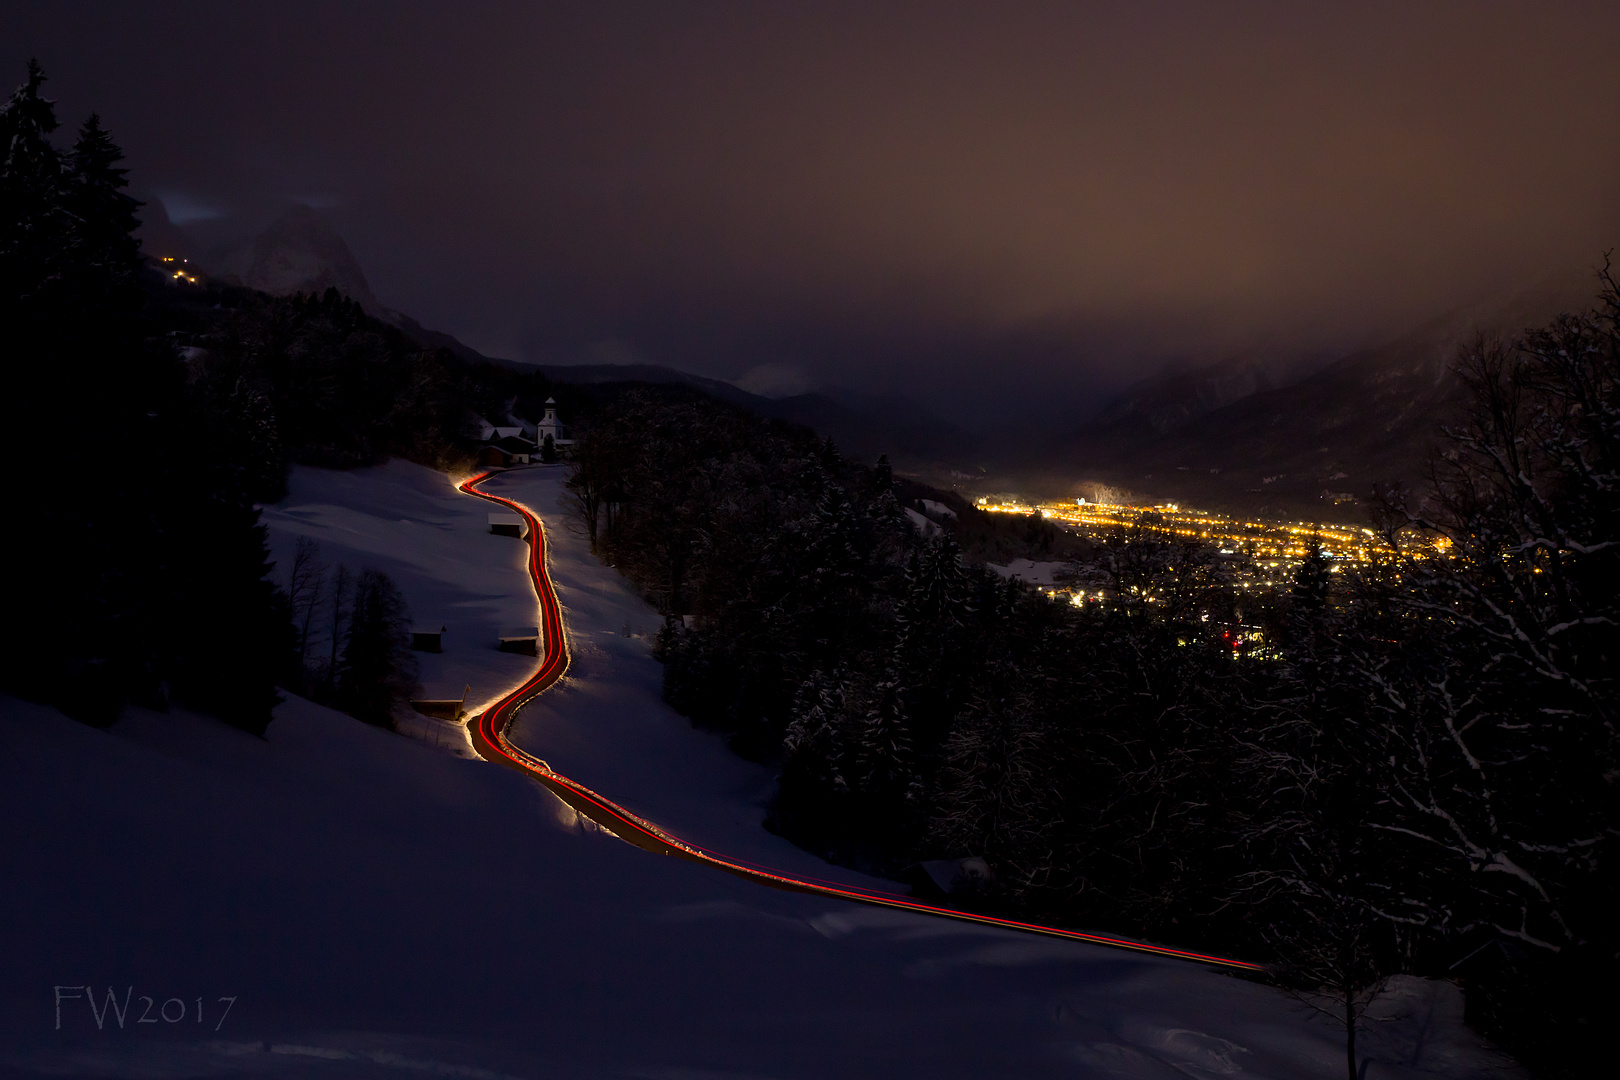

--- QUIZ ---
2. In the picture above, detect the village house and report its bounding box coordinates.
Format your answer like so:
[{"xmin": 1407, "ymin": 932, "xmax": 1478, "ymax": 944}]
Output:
[{"xmin": 475, "ymin": 397, "xmax": 572, "ymax": 466}]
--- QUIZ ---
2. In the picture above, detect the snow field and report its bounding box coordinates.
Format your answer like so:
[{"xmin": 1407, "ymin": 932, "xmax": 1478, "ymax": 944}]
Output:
[{"xmin": 0, "ymin": 459, "xmax": 1524, "ymax": 1078}]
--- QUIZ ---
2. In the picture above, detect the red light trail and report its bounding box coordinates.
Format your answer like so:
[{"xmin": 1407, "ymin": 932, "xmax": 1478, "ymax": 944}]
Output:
[{"xmin": 457, "ymin": 470, "xmax": 1264, "ymax": 972}]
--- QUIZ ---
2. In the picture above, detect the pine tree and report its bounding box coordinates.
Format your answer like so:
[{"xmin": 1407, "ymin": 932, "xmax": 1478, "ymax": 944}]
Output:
[
  {"xmin": 1, "ymin": 59, "xmax": 66, "ymax": 451},
  {"xmin": 872, "ymin": 452, "xmax": 893, "ymax": 488},
  {"xmin": 226, "ymin": 376, "xmax": 287, "ymax": 502},
  {"xmin": 905, "ymin": 533, "xmax": 970, "ymax": 626},
  {"xmin": 775, "ymin": 668, "xmax": 862, "ymax": 855},
  {"xmin": 1291, "ymin": 540, "xmax": 1331, "ymax": 615},
  {"xmin": 63, "ymin": 112, "xmax": 142, "ymax": 301},
  {"xmin": 855, "ymin": 672, "xmax": 921, "ymax": 810},
  {"xmin": 928, "ymin": 672, "xmax": 1055, "ymax": 893},
  {"xmin": 818, "ymin": 435, "xmax": 842, "ymax": 470},
  {"xmin": 809, "ymin": 481, "xmax": 862, "ymax": 583},
  {"xmin": 797, "ymin": 479, "xmax": 868, "ymax": 661},
  {"xmin": 336, "ymin": 569, "xmax": 419, "ymax": 729},
  {"xmin": 889, "ymin": 533, "xmax": 973, "ymax": 751},
  {"xmin": 0, "ymin": 59, "xmax": 65, "ymax": 316},
  {"xmin": 165, "ymin": 488, "xmax": 293, "ymax": 735},
  {"xmin": 782, "ymin": 670, "xmax": 851, "ymax": 792}
]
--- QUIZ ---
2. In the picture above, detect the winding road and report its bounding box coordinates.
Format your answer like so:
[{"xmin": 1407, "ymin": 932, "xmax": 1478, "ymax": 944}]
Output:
[{"xmin": 457, "ymin": 469, "xmax": 1263, "ymax": 972}]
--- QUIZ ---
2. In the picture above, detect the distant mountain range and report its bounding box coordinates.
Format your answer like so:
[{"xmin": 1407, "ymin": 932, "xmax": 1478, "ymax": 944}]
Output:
[
  {"xmin": 1089, "ymin": 347, "xmax": 1325, "ymax": 437},
  {"xmin": 537, "ymin": 363, "xmax": 976, "ymax": 471},
  {"xmin": 142, "ymin": 203, "xmax": 1611, "ymax": 518},
  {"xmin": 140, "ymin": 205, "xmax": 976, "ymax": 474},
  {"xmin": 139, "ymin": 200, "xmax": 385, "ymax": 312},
  {"xmin": 1046, "ymin": 269, "xmax": 1604, "ymax": 518}
]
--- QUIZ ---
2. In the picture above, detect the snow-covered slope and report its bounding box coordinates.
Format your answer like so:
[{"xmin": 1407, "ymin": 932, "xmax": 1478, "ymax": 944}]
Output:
[
  {"xmin": 0, "ymin": 460, "xmax": 1524, "ymax": 1078},
  {"xmin": 260, "ymin": 460, "xmax": 541, "ymax": 714}
]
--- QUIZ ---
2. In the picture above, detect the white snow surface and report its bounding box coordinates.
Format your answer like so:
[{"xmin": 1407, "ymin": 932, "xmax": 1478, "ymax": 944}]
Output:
[
  {"xmin": 904, "ymin": 506, "xmax": 943, "ymax": 536},
  {"xmin": 0, "ymin": 460, "xmax": 1524, "ymax": 1079}
]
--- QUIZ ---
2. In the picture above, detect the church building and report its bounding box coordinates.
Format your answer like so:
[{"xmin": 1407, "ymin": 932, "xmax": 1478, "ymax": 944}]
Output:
[
  {"xmin": 534, "ymin": 397, "xmax": 574, "ymax": 450},
  {"xmin": 475, "ymin": 397, "xmax": 572, "ymax": 467}
]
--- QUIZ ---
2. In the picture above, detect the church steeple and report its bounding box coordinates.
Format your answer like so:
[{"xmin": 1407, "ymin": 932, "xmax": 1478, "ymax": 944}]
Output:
[{"xmin": 536, "ymin": 395, "xmax": 571, "ymax": 449}]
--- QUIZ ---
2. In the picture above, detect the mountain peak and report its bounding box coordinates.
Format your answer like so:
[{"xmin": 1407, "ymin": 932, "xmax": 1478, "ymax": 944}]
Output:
[
  {"xmin": 215, "ymin": 205, "xmax": 382, "ymax": 313},
  {"xmin": 134, "ymin": 196, "xmax": 198, "ymax": 262}
]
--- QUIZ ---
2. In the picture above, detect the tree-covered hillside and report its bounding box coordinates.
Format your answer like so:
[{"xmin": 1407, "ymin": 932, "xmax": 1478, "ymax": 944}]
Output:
[{"xmin": 568, "ymin": 292, "xmax": 1618, "ymax": 1080}]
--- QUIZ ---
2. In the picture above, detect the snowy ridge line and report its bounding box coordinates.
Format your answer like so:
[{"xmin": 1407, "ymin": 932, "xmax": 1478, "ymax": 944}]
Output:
[{"xmin": 456, "ymin": 470, "xmax": 1265, "ymax": 972}]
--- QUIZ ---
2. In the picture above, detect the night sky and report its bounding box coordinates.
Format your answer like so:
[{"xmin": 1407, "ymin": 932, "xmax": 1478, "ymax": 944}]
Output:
[{"xmin": 8, "ymin": 1, "xmax": 1620, "ymax": 431}]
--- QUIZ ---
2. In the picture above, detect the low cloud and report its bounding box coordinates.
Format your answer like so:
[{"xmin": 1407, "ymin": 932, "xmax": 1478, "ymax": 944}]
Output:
[{"xmin": 17, "ymin": 1, "xmax": 1620, "ymax": 431}]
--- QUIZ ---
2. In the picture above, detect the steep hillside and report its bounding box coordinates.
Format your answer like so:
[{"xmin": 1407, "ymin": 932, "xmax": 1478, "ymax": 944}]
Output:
[{"xmin": 1092, "ymin": 347, "xmax": 1325, "ymax": 437}]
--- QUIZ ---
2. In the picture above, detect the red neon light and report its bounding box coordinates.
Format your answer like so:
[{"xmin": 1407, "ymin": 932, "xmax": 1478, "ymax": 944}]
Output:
[{"xmin": 457, "ymin": 470, "xmax": 1263, "ymax": 972}]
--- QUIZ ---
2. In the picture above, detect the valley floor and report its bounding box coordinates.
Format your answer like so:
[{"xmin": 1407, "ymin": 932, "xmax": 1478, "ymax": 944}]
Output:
[{"xmin": 0, "ymin": 460, "xmax": 1525, "ymax": 1079}]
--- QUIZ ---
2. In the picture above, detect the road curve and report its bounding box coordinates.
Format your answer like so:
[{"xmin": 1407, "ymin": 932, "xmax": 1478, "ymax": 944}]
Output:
[{"xmin": 457, "ymin": 469, "xmax": 1264, "ymax": 972}]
